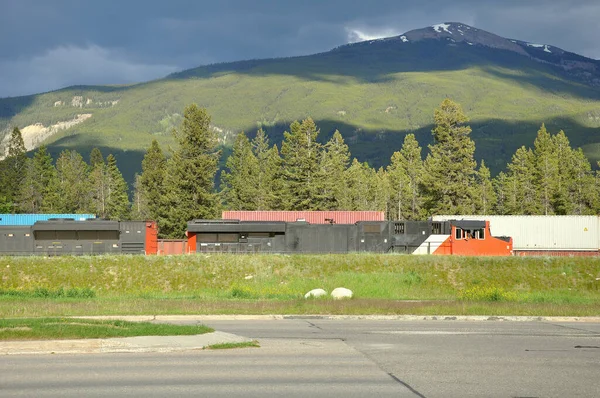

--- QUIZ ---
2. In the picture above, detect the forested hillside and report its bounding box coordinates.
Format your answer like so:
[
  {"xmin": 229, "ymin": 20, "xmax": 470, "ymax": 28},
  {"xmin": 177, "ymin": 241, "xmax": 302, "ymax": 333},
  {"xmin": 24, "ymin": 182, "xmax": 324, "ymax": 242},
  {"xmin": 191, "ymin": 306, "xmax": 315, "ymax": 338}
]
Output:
[
  {"xmin": 1, "ymin": 100, "xmax": 597, "ymax": 238},
  {"xmin": 1, "ymin": 23, "xmax": 600, "ymax": 186}
]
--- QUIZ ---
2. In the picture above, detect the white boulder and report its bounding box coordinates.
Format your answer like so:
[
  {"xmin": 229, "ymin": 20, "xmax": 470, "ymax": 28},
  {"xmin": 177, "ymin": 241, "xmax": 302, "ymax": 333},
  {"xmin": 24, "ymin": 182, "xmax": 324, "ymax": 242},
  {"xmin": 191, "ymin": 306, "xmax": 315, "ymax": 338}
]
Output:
[
  {"xmin": 304, "ymin": 288, "xmax": 327, "ymax": 299},
  {"xmin": 331, "ymin": 287, "xmax": 353, "ymax": 300}
]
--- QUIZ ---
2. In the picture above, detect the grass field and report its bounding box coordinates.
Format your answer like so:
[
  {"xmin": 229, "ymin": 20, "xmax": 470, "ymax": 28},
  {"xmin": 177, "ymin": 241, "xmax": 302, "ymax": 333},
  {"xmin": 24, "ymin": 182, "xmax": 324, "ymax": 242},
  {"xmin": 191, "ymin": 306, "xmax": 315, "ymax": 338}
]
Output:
[
  {"xmin": 1, "ymin": 254, "xmax": 599, "ymax": 317},
  {"xmin": 0, "ymin": 317, "xmax": 213, "ymax": 340}
]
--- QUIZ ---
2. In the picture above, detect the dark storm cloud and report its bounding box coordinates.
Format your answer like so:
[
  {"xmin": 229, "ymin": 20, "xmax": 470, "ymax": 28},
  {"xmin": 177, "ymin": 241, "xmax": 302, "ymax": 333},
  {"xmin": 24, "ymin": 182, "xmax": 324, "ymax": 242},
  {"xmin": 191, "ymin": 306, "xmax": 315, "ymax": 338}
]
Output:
[{"xmin": 1, "ymin": 0, "xmax": 599, "ymax": 97}]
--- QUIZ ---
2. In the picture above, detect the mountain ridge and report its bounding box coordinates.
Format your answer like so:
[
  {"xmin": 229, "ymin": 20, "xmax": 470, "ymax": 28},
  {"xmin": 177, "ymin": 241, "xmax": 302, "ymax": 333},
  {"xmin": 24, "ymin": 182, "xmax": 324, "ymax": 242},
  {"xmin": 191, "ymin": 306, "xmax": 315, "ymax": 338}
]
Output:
[{"xmin": 1, "ymin": 22, "xmax": 600, "ymax": 185}]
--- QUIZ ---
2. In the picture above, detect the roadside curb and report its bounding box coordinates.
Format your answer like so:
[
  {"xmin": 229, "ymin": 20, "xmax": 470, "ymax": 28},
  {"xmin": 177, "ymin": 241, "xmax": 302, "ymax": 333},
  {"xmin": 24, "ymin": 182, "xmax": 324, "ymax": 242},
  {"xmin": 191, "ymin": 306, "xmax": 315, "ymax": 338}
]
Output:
[{"xmin": 0, "ymin": 331, "xmax": 253, "ymax": 356}]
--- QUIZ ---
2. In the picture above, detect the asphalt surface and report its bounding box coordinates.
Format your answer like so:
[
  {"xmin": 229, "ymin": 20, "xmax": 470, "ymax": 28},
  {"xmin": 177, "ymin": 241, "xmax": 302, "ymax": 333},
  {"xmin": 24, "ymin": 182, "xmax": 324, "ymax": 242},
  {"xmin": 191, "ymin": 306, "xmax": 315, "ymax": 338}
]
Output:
[{"xmin": 1, "ymin": 316, "xmax": 600, "ymax": 397}]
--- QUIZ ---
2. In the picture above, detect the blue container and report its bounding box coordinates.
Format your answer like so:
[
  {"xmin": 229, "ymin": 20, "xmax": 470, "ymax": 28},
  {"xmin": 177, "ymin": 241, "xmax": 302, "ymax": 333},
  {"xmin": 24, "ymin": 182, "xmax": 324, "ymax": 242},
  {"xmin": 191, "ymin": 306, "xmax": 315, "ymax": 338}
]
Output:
[{"xmin": 0, "ymin": 214, "xmax": 96, "ymax": 226}]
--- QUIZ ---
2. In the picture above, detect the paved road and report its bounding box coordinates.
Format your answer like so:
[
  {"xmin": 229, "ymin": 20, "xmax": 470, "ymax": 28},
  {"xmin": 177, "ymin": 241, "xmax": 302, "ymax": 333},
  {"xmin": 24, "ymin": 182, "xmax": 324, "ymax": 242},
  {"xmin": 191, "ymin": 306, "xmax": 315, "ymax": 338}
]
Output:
[{"xmin": 2, "ymin": 319, "xmax": 599, "ymax": 397}]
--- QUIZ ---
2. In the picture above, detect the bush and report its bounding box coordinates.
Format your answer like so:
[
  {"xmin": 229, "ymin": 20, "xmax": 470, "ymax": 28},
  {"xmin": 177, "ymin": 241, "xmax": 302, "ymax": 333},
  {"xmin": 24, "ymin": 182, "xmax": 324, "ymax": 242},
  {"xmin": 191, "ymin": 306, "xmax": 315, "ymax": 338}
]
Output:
[{"xmin": 458, "ymin": 286, "xmax": 517, "ymax": 302}]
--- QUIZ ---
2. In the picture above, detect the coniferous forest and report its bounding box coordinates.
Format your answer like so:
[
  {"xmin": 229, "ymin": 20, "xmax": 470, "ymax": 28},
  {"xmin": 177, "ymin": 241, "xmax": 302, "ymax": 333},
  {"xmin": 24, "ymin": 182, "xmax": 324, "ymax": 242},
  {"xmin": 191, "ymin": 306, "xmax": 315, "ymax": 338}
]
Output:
[{"xmin": 1, "ymin": 100, "xmax": 598, "ymax": 238}]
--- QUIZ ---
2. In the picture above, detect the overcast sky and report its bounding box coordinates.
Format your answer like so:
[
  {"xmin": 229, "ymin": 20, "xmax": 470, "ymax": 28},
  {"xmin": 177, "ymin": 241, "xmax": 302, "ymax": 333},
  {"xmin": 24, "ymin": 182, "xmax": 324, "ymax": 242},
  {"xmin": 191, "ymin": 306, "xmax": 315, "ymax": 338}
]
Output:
[{"xmin": 1, "ymin": 0, "xmax": 599, "ymax": 98}]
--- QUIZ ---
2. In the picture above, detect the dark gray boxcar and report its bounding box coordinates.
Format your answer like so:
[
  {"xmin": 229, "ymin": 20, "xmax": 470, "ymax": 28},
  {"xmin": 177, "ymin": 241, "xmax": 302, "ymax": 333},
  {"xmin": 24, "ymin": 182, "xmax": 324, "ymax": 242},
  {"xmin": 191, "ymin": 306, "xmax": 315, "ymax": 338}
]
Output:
[{"xmin": 0, "ymin": 226, "xmax": 34, "ymax": 255}]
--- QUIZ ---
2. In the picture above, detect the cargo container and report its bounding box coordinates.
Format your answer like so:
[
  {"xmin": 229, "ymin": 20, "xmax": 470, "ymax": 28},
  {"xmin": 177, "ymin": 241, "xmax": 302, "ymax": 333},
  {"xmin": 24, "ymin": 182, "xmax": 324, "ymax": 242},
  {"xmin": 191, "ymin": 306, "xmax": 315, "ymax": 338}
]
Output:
[
  {"xmin": 221, "ymin": 211, "xmax": 385, "ymax": 224},
  {"xmin": 0, "ymin": 214, "xmax": 96, "ymax": 226},
  {"xmin": 432, "ymin": 215, "xmax": 599, "ymax": 254}
]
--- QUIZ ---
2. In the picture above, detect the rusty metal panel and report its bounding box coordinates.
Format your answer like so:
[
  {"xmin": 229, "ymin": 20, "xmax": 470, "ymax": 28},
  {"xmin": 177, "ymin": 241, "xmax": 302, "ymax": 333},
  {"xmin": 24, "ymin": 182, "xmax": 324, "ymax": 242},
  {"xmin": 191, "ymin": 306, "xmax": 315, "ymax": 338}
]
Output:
[
  {"xmin": 222, "ymin": 211, "xmax": 385, "ymax": 224},
  {"xmin": 158, "ymin": 240, "xmax": 187, "ymax": 255}
]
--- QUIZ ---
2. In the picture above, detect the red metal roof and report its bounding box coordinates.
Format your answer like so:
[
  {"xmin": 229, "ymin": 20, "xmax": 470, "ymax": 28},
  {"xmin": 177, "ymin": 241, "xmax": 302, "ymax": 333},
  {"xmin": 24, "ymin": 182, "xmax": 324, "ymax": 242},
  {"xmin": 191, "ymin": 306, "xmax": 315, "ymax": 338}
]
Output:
[{"xmin": 221, "ymin": 211, "xmax": 385, "ymax": 224}]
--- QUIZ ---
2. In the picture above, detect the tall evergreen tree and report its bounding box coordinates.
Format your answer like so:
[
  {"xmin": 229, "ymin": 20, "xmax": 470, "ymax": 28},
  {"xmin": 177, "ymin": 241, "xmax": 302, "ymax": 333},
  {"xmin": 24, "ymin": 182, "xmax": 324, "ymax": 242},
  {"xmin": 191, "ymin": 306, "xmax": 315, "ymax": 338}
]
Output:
[
  {"xmin": 387, "ymin": 134, "xmax": 424, "ymax": 220},
  {"xmin": 496, "ymin": 146, "xmax": 539, "ymax": 215},
  {"xmin": 88, "ymin": 151, "xmax": 107, "ymax": 217},
  {"xmin": 158, "ymin": 104, "xmax": 221, "ymax": 238},
  {"xmin": 422, "ymin": 99, "xmax": 477, "ymax": 215},
  {"xmin": 136, "ymin": 139, "xmax": 166, "ymax": 220},
  {"xmin": 89, "ymin": 148, "xmax": 104, "ymax": 168},
  {"xmin": 105, "ymin": 154, "xmax": 131, "ymax": 220},
  {"xmin": 251, "ymin": 129, "xmax": 283, "ymax": 210},
  {"xmin": 0, "ymin": 127, "xmax": 27, "ymax": 212},
  {"xmin": 533, "ymin": 124, "xmax": 559, "ymax": 215},
  {"xmin": 16, "ymin": 146, "xmax": 57, "ymax": 213},
  {"xmin": 319, "ymin": 130, "xmax": 350, "ymax": 210},
  {"xmin": 474, "ymin": 160, "xmax": 497, "ymax": 214},
  {"xmin": 280, "ymin": 118, "xmax": 325, "ymax": 210},
  {"xmin": 55, "ymin": 149, "xmax": 91, "ymax": 213},
  {"xmin": 342, "ymin": 159, "xmax": 381, "ymax": 210},
  {"xmin": 131, "ymin": 174, "xmax": 147, "ymax": 220},
  {"xmin": 221, "ymin": 132, "xmax": 259, "ymax": 209}
]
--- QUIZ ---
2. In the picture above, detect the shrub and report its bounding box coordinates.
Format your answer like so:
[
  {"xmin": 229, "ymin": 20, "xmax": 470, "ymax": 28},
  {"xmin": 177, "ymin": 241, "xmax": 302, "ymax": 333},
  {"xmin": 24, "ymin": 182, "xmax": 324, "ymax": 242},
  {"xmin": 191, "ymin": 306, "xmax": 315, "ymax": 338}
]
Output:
[{"xmin": 458, "ymin": 286, "xmax": 517, "ymax": 302}]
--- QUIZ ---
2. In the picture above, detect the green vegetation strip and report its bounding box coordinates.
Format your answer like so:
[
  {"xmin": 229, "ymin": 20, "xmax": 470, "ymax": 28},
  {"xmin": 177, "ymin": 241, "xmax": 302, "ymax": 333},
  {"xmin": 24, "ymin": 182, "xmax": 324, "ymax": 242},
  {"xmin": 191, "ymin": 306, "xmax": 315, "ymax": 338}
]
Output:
[
  {"xmin": 0, "ymin": 318, "xmax": 213, "ymax": 341},
  {"xmin": 0, "ymin": 254, "xmax": 599, "ymax": 317},
  {"xmin": 205, "ymin": 341, "xmax": 260, "ymax": 350}
]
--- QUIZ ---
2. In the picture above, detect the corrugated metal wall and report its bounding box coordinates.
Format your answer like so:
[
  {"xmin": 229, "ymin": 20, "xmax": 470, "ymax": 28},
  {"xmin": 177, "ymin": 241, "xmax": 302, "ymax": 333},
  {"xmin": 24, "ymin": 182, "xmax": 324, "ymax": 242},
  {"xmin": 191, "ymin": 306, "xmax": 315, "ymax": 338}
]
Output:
[
  {"xmin": 0, "ymin": 214, "xmax": 96, "ymax": 226},
  {"xmin": 222, "ymin": 211, "xmax": 385, "ymax": 224},
  {"xmin": 432, "ymin": 215, "xmax": 599, "ymax": 251}
]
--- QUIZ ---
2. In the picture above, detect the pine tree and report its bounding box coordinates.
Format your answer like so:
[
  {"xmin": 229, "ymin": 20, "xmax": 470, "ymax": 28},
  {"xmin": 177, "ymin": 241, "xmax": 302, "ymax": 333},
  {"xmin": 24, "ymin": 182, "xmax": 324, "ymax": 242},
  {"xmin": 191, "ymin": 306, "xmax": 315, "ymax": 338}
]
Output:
[
  {"xmin": 221, "ymin": 132, "xmax": 259, "ymax": 209},
  {"xmin": 422, "ymin": 99, "xmax": 477, "ymax": 215},
  {"xmin": 496, "ymin": 146, "xmax": 539, "ymax": 214},
  {"xmin": 280, "ymin": 118, "xmax": 325, "ymax": 210},
  {"xmin": 158, "ymin": 104, "xmax": 221, "ymax": 238},
  {"xmin": 319, "ymin": 130, "xmax": 350, "ymax": 210},
  {"xmin": 55, "ymin": 150, "xmax": 91, "ymax": 213},
  {"xmin": 342, "ymin": 159, "xmax": 381, "ymax": 210},
  {"xmin": 16, "ymin": 146, "xmax": 57, "ymax": 213},
  {"xmin": 0, "ymin": 127, "xmax": 27, "ymax": 212},
  {"xmin": 568, "ymin": 148, "xmax": 597, "ymax": 215},
  {"xmin": 131, "ymin": 174, "xmax": 148, "ymax": 220},
  {"xmin": 533, "ymin": 124, "xmax": 558, "ymax": 215},
  {"xmin": 137, "ymin": 139, "xmax": 166, "ymax": 220},
  {"xmin": 89, "ymin": 148, "xmax": 104, "ymax": 168},
  {"xmin": 474, "ymin": 160, "xmax": 497, "ymax": 214},
  {"xmin": 251, "ymin": 129, "xmax": 283, "ymax": 210},
  {"xmin": 88, "ymin": 151, "xmax": 107, "ymax": 217},
  {"xmin": 105, "ymin": 154, "xmax": 131, "ymax": 220},
  {"xmin": 387, "ymin": 134, "xmax": 424, "ymax": 220}
]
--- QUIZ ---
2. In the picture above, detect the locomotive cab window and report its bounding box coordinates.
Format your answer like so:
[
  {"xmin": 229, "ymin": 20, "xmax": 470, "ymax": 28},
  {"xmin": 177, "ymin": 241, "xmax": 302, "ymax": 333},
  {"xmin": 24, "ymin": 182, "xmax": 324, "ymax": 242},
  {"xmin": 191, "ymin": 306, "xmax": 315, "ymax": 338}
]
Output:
[
  {"xmin": 432, "ymin": 222, "xmax": 442, "ymax": 235},
  {"xmin": 475, "ymin": 228, "xmax": 485, "ymax": 239},
  {"xmin": 455, "ymin": 228, "xmax": 462, "ymax": 240}
]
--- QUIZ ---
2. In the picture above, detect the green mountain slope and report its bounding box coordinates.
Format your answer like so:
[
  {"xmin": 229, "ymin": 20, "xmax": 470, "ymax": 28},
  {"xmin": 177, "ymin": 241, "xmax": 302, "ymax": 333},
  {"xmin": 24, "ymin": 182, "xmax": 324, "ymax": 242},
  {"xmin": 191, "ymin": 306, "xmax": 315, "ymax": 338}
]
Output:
[{"xmin": 1, "ymin": 22, "xmax": 600, "ymax": 184}]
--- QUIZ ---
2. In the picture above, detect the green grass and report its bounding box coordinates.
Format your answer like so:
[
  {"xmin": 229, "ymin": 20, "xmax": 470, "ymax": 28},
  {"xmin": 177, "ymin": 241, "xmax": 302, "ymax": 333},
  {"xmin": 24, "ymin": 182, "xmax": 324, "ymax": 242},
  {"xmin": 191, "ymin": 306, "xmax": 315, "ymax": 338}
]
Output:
[
  {"xmin": 205, "ymin": 341, "xmax": 260, "ymax": 349},
  {"xmin": 0, "ymin": 254, "xmax": 599, "ymax": 317},
  {"xmin": 0, "ymin": 317, "xmax": 213, "ymax": 341}
]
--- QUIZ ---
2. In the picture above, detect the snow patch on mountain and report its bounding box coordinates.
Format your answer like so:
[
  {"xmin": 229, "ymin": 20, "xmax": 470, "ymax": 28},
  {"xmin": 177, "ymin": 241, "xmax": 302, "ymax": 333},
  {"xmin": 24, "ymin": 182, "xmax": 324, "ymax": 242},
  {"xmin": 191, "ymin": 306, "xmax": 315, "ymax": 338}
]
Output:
[{"xmin": 432, "ymin": 23, "xmax": 451, "ymax": 34}]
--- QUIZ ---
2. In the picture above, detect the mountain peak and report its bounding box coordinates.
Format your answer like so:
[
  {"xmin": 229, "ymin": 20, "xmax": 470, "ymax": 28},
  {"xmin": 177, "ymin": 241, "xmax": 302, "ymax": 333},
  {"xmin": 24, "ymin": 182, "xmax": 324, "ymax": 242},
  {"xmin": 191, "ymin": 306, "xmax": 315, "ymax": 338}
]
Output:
[{"xmin": 401, "ymin": 22, "xmax": 530, "ymax": 56}]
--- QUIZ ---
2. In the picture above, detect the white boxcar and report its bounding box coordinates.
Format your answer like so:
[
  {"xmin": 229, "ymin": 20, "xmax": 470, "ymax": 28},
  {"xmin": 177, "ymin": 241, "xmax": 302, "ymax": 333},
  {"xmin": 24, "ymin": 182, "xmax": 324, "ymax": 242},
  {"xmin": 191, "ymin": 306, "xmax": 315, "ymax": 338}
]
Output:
[{"xmin": 432, "ymin": 215, "xmax": 599, "ymax": 251}]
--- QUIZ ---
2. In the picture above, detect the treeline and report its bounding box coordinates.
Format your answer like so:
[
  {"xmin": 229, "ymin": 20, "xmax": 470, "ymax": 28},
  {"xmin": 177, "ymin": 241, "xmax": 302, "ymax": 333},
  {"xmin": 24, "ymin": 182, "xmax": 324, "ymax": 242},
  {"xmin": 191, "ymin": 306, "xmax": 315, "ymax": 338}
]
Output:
[
  {"xmin": 0, "ymin": 128, "xmax": 130, "ymax": 220},
  {"xmin": 1, "ymin": 100, "xmax": 598, "ymax": 239}
]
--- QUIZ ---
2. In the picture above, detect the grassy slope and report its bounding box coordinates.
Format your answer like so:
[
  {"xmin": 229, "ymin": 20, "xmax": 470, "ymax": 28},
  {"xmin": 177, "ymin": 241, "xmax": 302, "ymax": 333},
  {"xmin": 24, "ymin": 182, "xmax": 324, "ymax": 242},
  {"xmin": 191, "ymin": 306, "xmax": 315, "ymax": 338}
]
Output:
[
  {"xmin": 1, "ymin": 41, "xmax": 600, "ymax": 181},
  {"xmin": 0, "ymin": 254, "xmax": 598, "ymax": 317}
]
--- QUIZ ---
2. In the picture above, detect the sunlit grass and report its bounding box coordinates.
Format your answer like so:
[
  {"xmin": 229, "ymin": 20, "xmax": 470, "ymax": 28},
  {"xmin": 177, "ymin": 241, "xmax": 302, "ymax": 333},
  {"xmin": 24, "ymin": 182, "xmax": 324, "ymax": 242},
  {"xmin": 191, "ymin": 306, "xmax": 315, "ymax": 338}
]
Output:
[
  {"xmin": 0, "ymin": 317, "xmax": 213, "ymax": 341},
  {"xmin": 0, "ymin": 254, "xmax": 599, "ymax": 317}
]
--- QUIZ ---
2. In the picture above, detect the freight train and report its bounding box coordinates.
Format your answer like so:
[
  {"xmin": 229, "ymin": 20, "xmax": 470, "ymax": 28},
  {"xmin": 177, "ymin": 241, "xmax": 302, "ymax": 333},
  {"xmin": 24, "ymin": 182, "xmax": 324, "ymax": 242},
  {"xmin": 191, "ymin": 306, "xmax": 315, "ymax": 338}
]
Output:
[
  {"xmin": 3, "ymin": 212, "xmax": 597, "ymax": 257},
  {"xmin": 0, "ymin": 213, "xmax": 512, "ymax": 256}
]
